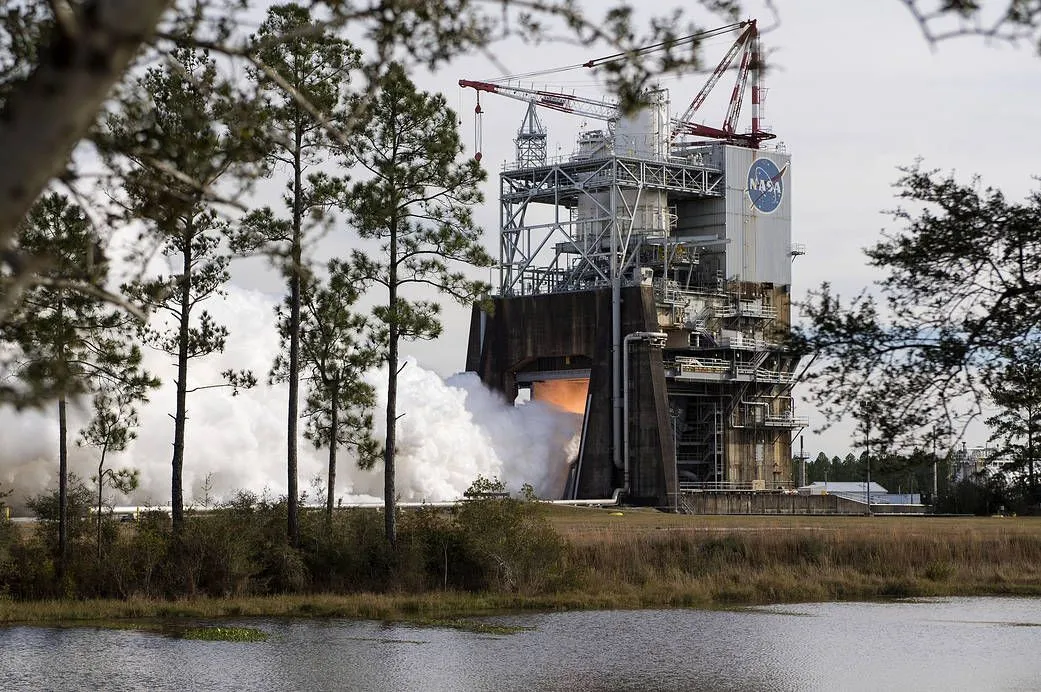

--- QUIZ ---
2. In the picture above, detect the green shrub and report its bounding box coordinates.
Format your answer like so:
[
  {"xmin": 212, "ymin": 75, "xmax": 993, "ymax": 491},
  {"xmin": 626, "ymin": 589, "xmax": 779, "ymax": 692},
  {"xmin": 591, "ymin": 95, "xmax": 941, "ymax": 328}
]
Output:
[
  {"xmin": 0, "ymin": 477, "xmax": 569, "ymax": 600},
  {"xmin": 453, "ymin": 477, "xmax": 569, "ymax": 594}
]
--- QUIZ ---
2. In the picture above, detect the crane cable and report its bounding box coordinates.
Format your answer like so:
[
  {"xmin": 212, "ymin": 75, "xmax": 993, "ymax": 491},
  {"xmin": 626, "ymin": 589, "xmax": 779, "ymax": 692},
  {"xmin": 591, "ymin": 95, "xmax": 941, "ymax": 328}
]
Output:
[
  {"xmin": 582, "ymin": 22, "xmax": 746, "ymax": 70},
  {"xmin": 482, "ymin": 22, "xmax": 747, "ymax": 83}
]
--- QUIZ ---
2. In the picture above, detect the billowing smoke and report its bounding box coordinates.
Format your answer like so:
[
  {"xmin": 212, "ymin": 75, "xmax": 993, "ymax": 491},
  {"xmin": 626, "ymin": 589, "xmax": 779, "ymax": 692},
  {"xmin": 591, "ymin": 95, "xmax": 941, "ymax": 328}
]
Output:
[{"xmin": 0, "ymin": 287, "xmax": 581, "ymax": 512}]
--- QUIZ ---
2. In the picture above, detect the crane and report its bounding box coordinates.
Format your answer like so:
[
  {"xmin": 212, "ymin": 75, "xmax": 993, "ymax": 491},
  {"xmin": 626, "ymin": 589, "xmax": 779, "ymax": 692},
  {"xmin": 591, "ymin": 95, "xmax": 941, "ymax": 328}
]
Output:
[
  {"xmin": 458, "ymin": 20, "xmax": 774, "ymax": 158},
  {"xmin": 669, "ymin": 19, "xmax": 775, "ymax": 147},
  {"xmin": 457, "ymin": 80, "xmax": 619, "ymax": 122}
]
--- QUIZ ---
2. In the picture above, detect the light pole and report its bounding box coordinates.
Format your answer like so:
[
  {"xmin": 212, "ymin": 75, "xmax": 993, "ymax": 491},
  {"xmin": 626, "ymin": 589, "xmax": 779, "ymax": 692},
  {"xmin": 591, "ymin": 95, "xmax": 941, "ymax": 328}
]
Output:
[
  {"xmin": 932, "ymin": 429, "xmax": 938, "ymax": 505},
  {"xmin": 865, "ymin": 418, "xmax": 872, "ymax": 515},
  {"xmin": 622, "ymin": 331, "xmax": 667, "ymax": 494}
]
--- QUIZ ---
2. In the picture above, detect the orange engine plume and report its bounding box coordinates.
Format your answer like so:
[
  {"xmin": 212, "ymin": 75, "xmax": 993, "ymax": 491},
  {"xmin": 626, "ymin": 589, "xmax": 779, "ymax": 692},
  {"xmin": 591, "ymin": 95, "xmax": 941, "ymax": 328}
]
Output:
[{"xmin": 532, "ymin": 379, "xmax": 589, "ymax": 415}]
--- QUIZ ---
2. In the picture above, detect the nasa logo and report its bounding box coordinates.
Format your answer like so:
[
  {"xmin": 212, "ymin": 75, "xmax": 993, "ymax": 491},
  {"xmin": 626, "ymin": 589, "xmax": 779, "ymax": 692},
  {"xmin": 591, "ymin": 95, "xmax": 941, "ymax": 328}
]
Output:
[{"xmin": 747, "ymin": 157, "xmax": 783, "ymax": 214}]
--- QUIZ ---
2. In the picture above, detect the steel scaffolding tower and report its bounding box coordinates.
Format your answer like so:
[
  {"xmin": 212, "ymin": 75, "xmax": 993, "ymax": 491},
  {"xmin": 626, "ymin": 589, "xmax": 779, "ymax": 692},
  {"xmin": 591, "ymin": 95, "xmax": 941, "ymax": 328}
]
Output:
[{"xmin": 464, "ymin": 20, "xmax": 804, "ymax": 504}]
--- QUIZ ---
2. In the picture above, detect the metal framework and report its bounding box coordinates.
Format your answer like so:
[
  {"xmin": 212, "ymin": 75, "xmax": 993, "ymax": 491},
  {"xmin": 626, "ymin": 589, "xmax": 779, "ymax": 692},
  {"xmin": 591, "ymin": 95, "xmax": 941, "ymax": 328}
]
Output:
[
  {"xmin": 499, "ymin": 153, "xmax": 725, "ymax": 297},
  {"xmin": 667, "ymin": 344, "xmax": 806, "ymax": 490}
]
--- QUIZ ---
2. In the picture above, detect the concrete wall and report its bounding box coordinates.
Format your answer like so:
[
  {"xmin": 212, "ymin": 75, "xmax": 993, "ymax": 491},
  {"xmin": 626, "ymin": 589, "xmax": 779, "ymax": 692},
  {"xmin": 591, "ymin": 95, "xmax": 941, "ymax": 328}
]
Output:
[
  {"xmin": 678, "ymin": 492, "xmax": 929, "ymax": 515},
  {"xmin": 679, "ymin": 492, "xmax": 862, "ymax": 515},
  {"xmin": 466, "ymin": 286, "xmax": 677, "ymax": 506}
]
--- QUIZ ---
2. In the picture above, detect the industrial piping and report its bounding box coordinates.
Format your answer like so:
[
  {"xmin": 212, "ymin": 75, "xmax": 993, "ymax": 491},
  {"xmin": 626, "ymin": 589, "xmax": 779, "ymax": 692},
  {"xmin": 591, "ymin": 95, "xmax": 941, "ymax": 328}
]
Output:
[{"xmin": 100, "ymin": 492, "xmax": 627, "ymax": 520}]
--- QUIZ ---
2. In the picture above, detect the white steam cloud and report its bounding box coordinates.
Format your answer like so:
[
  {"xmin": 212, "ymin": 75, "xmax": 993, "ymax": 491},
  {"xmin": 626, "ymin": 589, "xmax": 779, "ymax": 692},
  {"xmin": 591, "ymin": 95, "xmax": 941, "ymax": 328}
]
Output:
[{"xmin": 0, "ymin": 287, "xmax": 580, "ymax": 512}]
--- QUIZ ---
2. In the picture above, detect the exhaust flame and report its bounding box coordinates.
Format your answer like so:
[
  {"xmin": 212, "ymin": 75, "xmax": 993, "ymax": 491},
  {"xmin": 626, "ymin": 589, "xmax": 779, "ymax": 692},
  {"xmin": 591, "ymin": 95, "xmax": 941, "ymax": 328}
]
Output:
[{"xmin": 532, "ymin": 379, "xmax": 589, "ymax": 416}]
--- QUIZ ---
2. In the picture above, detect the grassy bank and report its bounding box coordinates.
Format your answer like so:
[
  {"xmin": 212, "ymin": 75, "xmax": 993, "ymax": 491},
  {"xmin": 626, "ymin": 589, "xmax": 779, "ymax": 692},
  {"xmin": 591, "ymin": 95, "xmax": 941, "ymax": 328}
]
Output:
[
  {"xmin": 562, "ymin": 509, "xmax": 1041, "ymax": 604},
  {"xmin": 2, "ymin": 507, "xmax": 1041, "ymax": 625}
]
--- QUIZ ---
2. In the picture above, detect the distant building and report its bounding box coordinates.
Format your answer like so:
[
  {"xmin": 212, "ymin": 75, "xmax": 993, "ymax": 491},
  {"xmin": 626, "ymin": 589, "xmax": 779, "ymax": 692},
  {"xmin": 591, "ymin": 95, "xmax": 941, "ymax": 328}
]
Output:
[
  {"xmin": 950, "ymin": 446, "xmax": 1008, "ymax": 483},
  {"xmin": 798, "ymin": 481, "xmax": 921, "ymax": 506}
]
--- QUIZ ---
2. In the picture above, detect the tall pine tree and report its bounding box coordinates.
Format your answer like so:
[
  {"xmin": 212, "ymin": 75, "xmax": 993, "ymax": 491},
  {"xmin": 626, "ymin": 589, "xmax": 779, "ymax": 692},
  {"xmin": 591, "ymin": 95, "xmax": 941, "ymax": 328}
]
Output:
[
  {"xmin": 105, "ymin": 48, "xmax": 267, "ymax": 530},
  {"xmin": 272, "ymin": 260, "xmax": 379, "ymax": 518},
  {"xmin": 343, "ymin": 63, "xmax": 493, "ymax": 544},
  {"xmin": 6, "ymin": 193, "xmax": 155, "ymax": 576},
  {"xmin": 238, "ymin": 4, "xmax": 360, "ymax": 545}
]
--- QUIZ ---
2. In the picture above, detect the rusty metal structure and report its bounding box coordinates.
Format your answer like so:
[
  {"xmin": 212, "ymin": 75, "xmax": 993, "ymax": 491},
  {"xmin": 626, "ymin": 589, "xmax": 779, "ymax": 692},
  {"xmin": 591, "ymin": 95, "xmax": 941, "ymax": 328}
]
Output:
[{"xmin": 464, "ymin": 21, "xmax": 804, "ymax": 507}]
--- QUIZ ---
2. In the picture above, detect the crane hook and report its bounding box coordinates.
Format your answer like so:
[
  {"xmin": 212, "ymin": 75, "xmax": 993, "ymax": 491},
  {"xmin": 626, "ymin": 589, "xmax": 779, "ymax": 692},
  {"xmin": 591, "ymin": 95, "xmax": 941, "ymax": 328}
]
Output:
[{"xmin": 474, "ymin": 93, "xmax": 483, "ymax": 162}]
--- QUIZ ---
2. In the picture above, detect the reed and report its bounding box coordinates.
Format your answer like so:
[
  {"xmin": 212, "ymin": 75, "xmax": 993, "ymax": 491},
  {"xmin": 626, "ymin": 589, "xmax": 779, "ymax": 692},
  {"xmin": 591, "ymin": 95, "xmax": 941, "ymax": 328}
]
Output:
[
  {"xmin": 3, "ymin": 505, "xmax": 1041, "ymax": 624},
  {"xmin": 562, "ymin": 516, "xmax": 1041, "ymax": 604}
]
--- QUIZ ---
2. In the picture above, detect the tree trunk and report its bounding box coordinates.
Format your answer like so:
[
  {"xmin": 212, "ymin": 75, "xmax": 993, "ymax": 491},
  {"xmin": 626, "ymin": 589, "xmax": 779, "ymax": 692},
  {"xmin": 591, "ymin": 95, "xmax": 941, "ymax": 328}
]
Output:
[
  {"xmin": 171, "ymin": 226, "xmax": 193, "ymax": 531},
  {"xmin": 57, "ymin": 394, "xmax": 68, "ymax": 581},
  {"xmin": 384, "ymin": 220, "xmax": 399, "ymax": 546},
  {"xmin": 326, "ymin": 379, "xmax": 338, "ymax": 519},
  {"xmin": 96, "ymin": 447, "xmax": 107, "ymax": 561},
  {"xmin": 286, "ymin": 121, "xmax": 303, "ymax": 547},
  {"xmin": 1029, "ymin": 419, "xmax": 1037, "ymax": 505},
  {"xmin": 57, "ymin": 286, "xmax": 68, "ymax": 583}
]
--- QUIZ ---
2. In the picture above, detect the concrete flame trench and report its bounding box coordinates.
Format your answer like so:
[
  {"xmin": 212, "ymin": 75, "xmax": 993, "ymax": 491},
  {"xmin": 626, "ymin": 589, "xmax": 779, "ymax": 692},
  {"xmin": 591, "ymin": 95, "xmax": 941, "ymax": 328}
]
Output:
[{"xmin": 467, "ymin": 286, "xmax": 676, "ymax": 506}]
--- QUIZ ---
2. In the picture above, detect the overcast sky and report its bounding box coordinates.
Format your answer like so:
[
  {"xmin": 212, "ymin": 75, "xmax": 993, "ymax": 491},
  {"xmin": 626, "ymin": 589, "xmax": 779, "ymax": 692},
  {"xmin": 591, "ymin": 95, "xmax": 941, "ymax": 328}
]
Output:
[{"xmin": 392, "ymin": 0, "xmax": 1041, "ymax": 457}]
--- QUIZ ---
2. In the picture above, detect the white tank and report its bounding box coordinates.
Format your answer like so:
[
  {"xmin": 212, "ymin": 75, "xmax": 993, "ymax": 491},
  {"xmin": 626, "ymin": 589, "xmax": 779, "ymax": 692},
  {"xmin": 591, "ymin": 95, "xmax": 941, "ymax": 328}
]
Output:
[{"xmin": 571, "ymin": 88, "xmax": 671, "ymax": 250}]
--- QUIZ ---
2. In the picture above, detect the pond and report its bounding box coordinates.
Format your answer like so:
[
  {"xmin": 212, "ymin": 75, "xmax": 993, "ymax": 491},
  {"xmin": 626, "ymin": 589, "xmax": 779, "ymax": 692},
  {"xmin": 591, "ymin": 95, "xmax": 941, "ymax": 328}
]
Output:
[{"xmin": 2, "ymin": 597, "xmax": 1040, "ymax": 691}]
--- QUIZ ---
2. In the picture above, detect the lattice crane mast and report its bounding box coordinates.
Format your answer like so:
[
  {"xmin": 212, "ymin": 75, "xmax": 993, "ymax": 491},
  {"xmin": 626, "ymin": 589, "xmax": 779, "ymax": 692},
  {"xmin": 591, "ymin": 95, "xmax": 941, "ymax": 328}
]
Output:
[
  {"xmin": 458, "ymin": 20, "xmax": 774, "ymax": 159},
  {"xmin": 670, "ymin": 19, "xmax": 774, "ymax": 148}
]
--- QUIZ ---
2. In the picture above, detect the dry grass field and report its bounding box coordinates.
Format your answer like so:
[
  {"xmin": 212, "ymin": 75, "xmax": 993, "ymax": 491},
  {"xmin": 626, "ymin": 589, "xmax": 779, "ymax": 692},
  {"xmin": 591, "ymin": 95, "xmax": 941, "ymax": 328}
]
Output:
[
  {"xmin": 543, "ymin": 504, "xmax": 1041, "ymax": 538},
  {"xmin": 541, "ymin": 505, "xmax": 1041, "ymax": 607}
]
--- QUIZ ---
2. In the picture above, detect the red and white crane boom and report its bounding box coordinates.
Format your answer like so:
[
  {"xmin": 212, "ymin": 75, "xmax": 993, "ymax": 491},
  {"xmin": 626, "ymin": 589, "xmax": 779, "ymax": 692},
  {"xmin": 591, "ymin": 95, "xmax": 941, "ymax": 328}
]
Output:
[
  {"xmin": 459, "ymin": 19, "xmax": 775, "ymax": 154},
  {"xmin": 670, "ymin": 19, "xmax": 774, "ymax": 147},
  {"xmin": 670, "ymin": 21, "xmax": 755, "ymax": 135},
  {"xmin": 457, "ymin": 79, "xmax": 619, "ymax": 122}
]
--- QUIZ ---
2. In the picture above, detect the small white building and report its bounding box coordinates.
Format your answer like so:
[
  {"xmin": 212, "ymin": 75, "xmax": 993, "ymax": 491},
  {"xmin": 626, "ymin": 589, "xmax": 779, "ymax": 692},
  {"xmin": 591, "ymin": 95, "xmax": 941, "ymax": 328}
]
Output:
[{"xmin": 798, "ymin": 481, "xmax": 921, "ymax": 506}]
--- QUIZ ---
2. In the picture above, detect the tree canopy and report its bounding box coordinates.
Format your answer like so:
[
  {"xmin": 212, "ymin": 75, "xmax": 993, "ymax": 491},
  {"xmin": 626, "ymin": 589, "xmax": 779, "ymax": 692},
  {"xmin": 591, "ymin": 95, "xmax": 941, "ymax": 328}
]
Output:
[{"xmin": 796, "ymin": 166, "xmax": 1041, "ymax": 452}]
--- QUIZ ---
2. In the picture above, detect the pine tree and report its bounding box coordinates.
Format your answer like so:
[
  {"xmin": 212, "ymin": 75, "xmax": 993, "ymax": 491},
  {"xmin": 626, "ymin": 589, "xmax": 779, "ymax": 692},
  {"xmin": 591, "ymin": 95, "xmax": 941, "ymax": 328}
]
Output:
[
  {"xmin": 273, "ymin": 260, "xmax": 379, "ymax": 518},
  {"xmin": 237, "ymin": 4, "xmax": 360, "ymax": 545},
  {"xmin": 105, "ymin": 48, "xmax": 267, "ymax": 530},
  {"xmin": 78, "ymin": 376, "xmax": 144, "ymax": 559},
  {"xmin": 342, "ymin": 63, "xmax": 493, "ymax": 544},
  {"xmin": 5, "ymin": 193, "xmax": 155, "ymax": 577},
  {"xmin": 985, "ymin": 357, "xmax": 1041, "ymax": 506}
]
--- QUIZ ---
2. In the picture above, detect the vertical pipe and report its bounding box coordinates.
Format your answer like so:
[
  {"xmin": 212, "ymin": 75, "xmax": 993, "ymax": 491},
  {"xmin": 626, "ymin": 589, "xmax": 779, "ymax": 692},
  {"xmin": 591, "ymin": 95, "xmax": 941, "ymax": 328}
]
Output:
[
  {"xmin": 611, "ymin": 175, "xmax": 623, "ymax": 475},
  {"xmin": 623, "ymin": 334, "xmax": 631, "ymax": 492},
  {"xmin": 499, "ymin": 174, "xmax": 506, "ymax": 293}
]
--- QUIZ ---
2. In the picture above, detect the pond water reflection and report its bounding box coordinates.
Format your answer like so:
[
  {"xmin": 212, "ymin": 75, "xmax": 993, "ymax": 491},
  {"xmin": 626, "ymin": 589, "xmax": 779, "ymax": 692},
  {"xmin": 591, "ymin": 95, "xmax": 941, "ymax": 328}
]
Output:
[{"xmin": 2, "ymin": 597, "xmax": 1040, "ymax": 691}]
